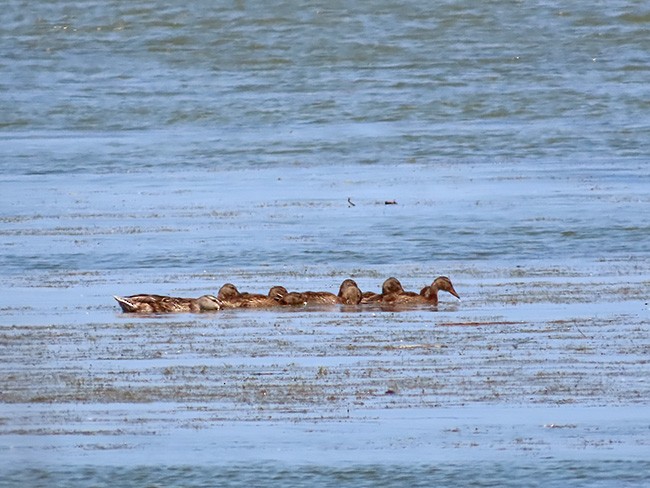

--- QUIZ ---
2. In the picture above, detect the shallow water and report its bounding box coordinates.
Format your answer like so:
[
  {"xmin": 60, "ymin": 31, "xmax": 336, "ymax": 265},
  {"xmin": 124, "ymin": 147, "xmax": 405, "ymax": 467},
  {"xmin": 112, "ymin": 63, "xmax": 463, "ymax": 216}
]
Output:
[{"xmin": 1, "ymin": 0, "xmax": 650, "ymax": 486}]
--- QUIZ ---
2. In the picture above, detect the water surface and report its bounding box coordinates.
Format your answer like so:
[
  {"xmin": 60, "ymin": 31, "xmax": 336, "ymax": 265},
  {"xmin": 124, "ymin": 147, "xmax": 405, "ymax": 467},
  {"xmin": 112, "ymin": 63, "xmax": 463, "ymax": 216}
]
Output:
[{"xmin": 1, "ymin": 1, "xmax": 649, "ymax": 486}]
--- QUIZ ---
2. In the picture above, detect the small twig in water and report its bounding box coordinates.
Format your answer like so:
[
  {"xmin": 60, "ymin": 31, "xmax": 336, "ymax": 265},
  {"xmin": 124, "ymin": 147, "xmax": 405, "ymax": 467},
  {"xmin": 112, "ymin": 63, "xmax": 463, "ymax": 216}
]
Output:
[
  {"xmin": 575, "ymin": 323, "xmax": 588, "ymax": 339},
  {"xmin": 347, "ymin": 197, "xmax": 356, "ymax": 207}
]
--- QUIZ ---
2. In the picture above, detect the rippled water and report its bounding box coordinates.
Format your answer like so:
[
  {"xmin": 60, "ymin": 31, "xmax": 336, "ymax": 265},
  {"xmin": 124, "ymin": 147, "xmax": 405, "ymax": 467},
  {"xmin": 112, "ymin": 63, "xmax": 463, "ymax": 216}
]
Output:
[
  {"xmin": 1, "ymin": 0, "xmax": 649, "ymax": 486},
  {"xmin": 5, "ymin": 461, "xmax": 650, "ymax": 488}
]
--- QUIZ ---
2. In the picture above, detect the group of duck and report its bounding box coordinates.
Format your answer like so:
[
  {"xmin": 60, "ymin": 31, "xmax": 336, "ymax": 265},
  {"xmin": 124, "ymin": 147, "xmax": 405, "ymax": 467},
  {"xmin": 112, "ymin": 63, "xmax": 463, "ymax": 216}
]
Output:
[{"xmin": 113, "ymin": 275, "xmax": 460, "ymax": 314}]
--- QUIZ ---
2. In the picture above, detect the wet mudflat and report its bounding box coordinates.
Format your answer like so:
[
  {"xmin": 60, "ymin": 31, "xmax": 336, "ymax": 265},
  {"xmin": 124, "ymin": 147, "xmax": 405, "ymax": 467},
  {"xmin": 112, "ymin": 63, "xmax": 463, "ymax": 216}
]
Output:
[
  {"xmin": 1, "ymin": 262, "xmax": 648, "ymax": 485},
  {"xmin": 1, "ymin": 166, "xmax": 648, "ymax": 485}
]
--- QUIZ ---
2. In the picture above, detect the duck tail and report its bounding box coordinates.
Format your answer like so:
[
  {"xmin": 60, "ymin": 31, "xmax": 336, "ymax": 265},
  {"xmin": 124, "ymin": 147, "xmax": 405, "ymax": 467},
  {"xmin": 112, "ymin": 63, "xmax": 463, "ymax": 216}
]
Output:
[{"xmin": 113, "ymin": 295, "xmax": 137, "ymax": 313}]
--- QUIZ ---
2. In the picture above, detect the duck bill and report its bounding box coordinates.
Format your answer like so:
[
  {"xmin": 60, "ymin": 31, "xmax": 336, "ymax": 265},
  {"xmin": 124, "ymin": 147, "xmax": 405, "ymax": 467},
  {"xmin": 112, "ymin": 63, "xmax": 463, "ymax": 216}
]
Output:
[{"xmin": 449, "ymin": 287, "xmax": 461, "ymax": 300}]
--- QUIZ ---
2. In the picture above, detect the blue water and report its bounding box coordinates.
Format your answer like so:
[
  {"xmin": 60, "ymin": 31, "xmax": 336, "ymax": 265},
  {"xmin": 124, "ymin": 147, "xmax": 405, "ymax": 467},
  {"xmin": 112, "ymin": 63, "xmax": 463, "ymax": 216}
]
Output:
[
  {"xmin": 1, "ymin": 1, "xmax": 649, "ymax": 486},
  {"xmin": 5, "ymin": 461, "xmax": 650, "ymax": 488},
  {"xmin": 2, "ymin": 0, "xmax": 649, "ymax": 273}
]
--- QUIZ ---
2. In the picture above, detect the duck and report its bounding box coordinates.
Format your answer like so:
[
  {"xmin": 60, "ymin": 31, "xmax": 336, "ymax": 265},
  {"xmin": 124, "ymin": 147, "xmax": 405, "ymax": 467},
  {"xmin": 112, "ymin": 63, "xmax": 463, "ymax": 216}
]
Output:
[
  {"xmin": 217, "ymin": 283, "xmax": 241, "ymax": 302},
  {"xmin": 217, "ymin": 283, "xmax": 288, "ymax": 308},
  {"xmin": 237, "ymin": 285, "xmax": 288, "ymax": 308},
  {"xmin": 361, "ymin": 290, "xmax": 380, "ymax": 302},
  {"xmin": 361, "ymin": 276, "xmax": 408, "ymax": 303},
  {"xmin": 338, "ymin": 278, "xmax": 362, "ymax": 305},
  {"xmin": 279, "ymin": 279, "xmax": 363, "ymax": 306},
  {"xmin": 279, "ymin": 289, "xmax": 338, "ymax": 306},
  {"xmin": 113, "ymin": 294, "xmax": 222, "ymax": 313},
  {"xmin": 419, "ymin": 276, "xmax": 461, "ymax": 306},
  {"xmin": 278, "ymin": 291, "xmax": 310, "ymax": 306},
  {"xmin": 381, "ymin": 276, "xmax": 461, "ymax": 307},
  {"xmin": 216, "ymin": 283, "xmax": 246, "ymax": 308},
  {"xmin": 382, "ymin": 277, "xmax": 407, "ymax": 294}
]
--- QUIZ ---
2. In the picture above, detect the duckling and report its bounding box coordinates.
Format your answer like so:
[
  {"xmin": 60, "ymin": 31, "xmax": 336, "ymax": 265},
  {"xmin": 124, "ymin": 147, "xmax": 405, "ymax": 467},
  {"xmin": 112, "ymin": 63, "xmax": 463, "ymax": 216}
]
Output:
[{"xmin": 113, "ymin": 294, "xmax": 222, "ymax": 313}]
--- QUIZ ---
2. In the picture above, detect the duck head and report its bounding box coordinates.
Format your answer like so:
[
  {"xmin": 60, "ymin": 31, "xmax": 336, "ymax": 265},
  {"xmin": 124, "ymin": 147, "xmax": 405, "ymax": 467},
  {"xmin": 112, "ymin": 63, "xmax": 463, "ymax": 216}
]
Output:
[
  {"xmin": 433, "ymin": 276, "xmax": 460, "ymax": 299},
  {"xmin": 422, "ymin": 276, "xmax": 460, "ymax": 300},
  {"xmin": 268, "ymin": 285, "xmax": 288, "ymax": 301},
  {"xmin": 382, "ymin": 277, "xmax": 404, "ymax": 294},
  {"xmin": 338, "ymin": 279, "xmax": 362, "ymax": 305},
  {"xmin": 196, "ymin": 294, "xmax": 223, "ymax": 311},
  {"xmin": 217, "ymin": 283, "xmax": 240, "ymax": 301}
]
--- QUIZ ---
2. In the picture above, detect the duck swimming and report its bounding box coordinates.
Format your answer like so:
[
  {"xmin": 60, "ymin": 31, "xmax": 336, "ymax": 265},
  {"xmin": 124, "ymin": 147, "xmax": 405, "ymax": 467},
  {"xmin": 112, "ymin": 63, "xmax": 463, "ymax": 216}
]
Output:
[
  {"xmin": 382, "ymin": 277, "xmax": 407, "ymax": 294},
  {"xmin": 279, "ymin": 290, "xmax": 338, "ymax": 306},
  {"xmin": 113, "ymin": 294, "xmax": 222, "ymax": 313},
  {"xmin": 361, "ymin": 276, "xmax": 409, "ymax": 303},
  {"xmin": 338, "ymin": 278, "xmax": 362, "ymax": 305},
  {"xmin": 216, "ymin": 283, "xmax": 246, "ymax": 308},
  {"xmin": 361, "ymin": 290, "xmax": 378, "ymax": 301},
  {"xmin": 279, "ymin": 279, "xmax": 363, "ymax": 306},
  {"xmin": 237, "ymin": 285, "xmax": 288, "ymax": 308},
  {"xmin": 381, "ymin": 276, "xmax": 461, "ymax": 307},
  {"xmin": 113, "ymin": 276, "xmax": 458, "ymax": 313},
  {"xmin": 420, "ymin": 276, "xmax": 460, "ymax": 306},
  {"xmin": 217, "ymin": 283, "xmax": 288, "ymax": 308},
  {"xmin": 217, "ymin": 283, "xmax": 241, "ymax": 302}
]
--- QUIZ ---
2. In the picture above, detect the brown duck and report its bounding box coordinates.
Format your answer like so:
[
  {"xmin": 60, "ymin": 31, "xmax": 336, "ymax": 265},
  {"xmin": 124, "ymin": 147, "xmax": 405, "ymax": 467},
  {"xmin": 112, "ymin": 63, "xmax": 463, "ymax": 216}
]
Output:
[
  {"xmin": 217, "ymin": 283, "xmax": 241, "ymax": 302},
  {"xmin": 216, "ymin": 283, "xmax": 245, "ymax": 308},
  {"xmin": 113, "ymin": 294, "xmax": 222, "ymax": 313},
  {"xmin": 237, "ymin": 285, "xmax": 288, "ymax": 308},
  {"xmin": 217, "ymin": 283, "xmax": 287, "ymax": 308},
  {"xmin": 279, "ymin": 279, "xmax": 363, "ymax": 306},
  {"xmin": 381, "ymin": 276, "xmax": 460, "ymax": 306},
  {"xmin": 338, "ymin": 278, "xmax": 363, "ymax": 305},
  {"xmin": 361, "ymin": 276, "xmax": 406, "ymax": 303}
]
